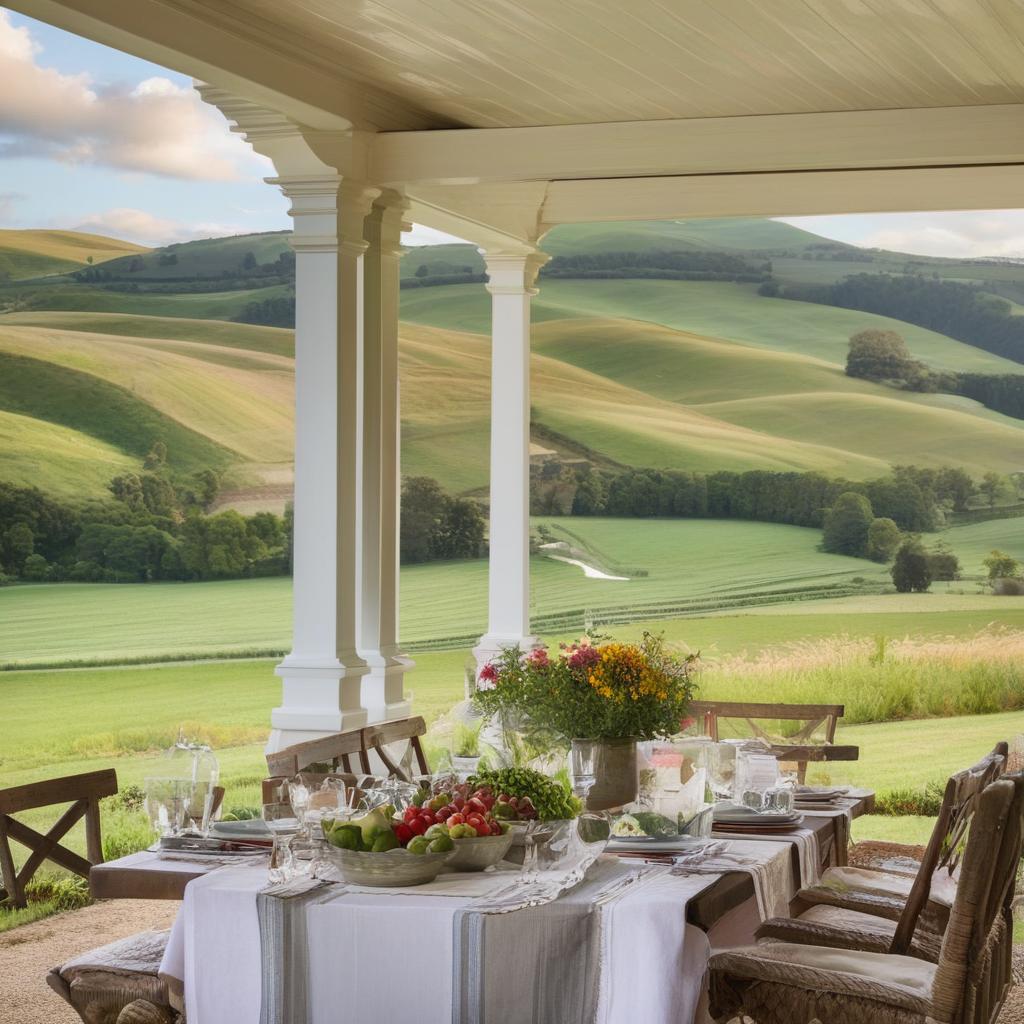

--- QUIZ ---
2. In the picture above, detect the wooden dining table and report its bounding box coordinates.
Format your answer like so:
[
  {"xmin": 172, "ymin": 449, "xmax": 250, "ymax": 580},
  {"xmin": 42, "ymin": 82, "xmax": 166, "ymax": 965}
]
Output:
[{"xmin": 91, "ymin": 789, "xmax": 875, "ymax": 933}]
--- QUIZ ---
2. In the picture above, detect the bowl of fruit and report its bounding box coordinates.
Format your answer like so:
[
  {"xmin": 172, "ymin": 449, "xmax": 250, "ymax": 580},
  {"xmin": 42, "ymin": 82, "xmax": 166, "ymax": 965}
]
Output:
[
  {"xmin": 409, "ymin": 784, "xmax": 514, "ymax": 871},
  {"xmin": 321, "ymin": 805, "xmax": 454, "ymax": 886}
]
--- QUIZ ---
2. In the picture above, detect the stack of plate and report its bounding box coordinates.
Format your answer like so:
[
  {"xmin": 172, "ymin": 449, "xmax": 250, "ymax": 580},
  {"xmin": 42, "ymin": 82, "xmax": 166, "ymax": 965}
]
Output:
[
  {"xmin": 794, "ymin": 787, "xmax": 848, "ymax": 809},
  {"xmin": 712, "ymin": 805, "xmax": 803, "ymax": 833}
]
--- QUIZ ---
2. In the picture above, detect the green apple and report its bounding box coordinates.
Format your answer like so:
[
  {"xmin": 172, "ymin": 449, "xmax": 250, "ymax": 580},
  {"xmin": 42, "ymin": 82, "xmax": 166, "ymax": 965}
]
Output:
[
  {"xmin": 371, "ymin": 830, "xmax": 400, "ymax": 853},
  {"xmin": 427, "ymin": 834, "xmax": 454, "ymax": 854},
  {"xmin": 407, "ymin": 835, "xmax": 430, "ymax": 855},
  {"xmin": 328, "ymin": 824, "xmax": 362, "ymax": 851}
]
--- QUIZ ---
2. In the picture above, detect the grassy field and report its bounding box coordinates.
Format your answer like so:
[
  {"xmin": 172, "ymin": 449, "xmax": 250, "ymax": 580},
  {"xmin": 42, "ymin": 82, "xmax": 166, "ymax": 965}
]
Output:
[
  {"xmin": 17, "ymin": 310, "xmax": 1024, "ymax": 505},
  {"xmin": 3, "ymin": 514, "xmax": 1023, "ymax": 667},
  {"xmin": 0, "ymin": 408, "xmax": 142, "ymax": 498},
  {"xmin": 0, "ymin": 229, "xmax": 145, "ymax": 281},
  {"xmin": 400, "ymin": 278, "xmax": 1022, "ymax": 373}
]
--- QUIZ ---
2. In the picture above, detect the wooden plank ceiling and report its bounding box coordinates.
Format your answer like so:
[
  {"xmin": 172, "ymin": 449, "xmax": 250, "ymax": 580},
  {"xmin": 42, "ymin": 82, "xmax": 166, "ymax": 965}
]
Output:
[{"xmin": 181, "ymin": 0, "xmax": 1024, "ymax": 128}]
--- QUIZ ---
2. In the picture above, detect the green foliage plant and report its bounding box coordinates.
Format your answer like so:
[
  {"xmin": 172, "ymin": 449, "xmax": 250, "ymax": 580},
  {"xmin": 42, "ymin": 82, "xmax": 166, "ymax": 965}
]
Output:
[{"xmin": 891, "ymin": 538, "xmax": 933, "ymax": 594}]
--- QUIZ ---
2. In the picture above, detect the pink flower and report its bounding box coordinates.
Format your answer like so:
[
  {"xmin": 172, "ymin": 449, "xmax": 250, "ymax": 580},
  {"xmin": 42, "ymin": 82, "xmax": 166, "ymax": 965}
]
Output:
[
  {"xmin": 567, "ymin": 644, "xmax": 601, "ymax": 670},
  {"xmin": 526, "ymin": 647, "xmax": 550, "ymax": 668},
  {"xmin": 476, "ymin": 662, "xmax": 498, "ymax": 690}
]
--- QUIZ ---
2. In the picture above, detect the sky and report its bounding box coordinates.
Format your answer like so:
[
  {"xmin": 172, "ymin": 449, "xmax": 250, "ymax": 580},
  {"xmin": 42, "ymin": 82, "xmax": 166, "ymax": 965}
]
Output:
[{"xmin": 1, "ymin": 7, "xmax": 1022, "ymax": 258}]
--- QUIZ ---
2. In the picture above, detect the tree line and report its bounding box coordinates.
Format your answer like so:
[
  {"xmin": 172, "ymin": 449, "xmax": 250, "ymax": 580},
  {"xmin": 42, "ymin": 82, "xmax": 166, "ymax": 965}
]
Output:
[
  {"xmin": 540, "ymin": 249, "xmax": 771, "ymax": 283},
  {"xmin": 0, "ymin": 465, "xmax": 483, "ymax": 584},
  {"xmin": 845, "ymin": 328, "xmax": 1024, "ymax": 422},
  {"xmin": 541, "ymin": 463, "xmax": 983, "ymax": 533},
  {"xmin": 770, "ymin": 272, "xmax": 1024, "ymax": 365}
]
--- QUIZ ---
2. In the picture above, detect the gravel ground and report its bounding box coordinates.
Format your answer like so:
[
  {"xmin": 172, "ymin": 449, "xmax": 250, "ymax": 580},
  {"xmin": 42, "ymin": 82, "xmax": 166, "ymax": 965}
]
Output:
[
  {"xmin": 1, "ymin": 901, "xmax": 1023, "ymax": 1023},
  {"xmin": 0, "ymin": 901, "xmax": 176, "ymax": 1024}
]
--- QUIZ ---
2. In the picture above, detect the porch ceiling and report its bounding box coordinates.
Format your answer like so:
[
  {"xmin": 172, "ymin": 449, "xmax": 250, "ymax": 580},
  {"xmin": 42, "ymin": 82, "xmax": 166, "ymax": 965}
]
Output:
[
  {"xmin": 78, "ymin": 0, "xmax": 1024, "ymax": 129},
  {"xmin": 11, "ymin": 0, "xmax": 1024, "ymax": 244}
]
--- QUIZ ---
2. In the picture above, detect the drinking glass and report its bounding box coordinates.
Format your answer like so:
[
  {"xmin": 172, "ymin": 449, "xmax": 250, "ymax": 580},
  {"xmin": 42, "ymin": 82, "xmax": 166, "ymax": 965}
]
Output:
[
  {"xmin": 708, "ymin": 743, "xmax": 737, "ymax": 802},
  {"xmin": 570, "ymin": 739, "xmax": 598, "ymax": 799},
  {"xmin": 262, "ymin": 801, "xmax": 300, "ymax": 837},
  {"xmin": 184, "ymin": 779, "xmax": 216, "ymax": 837},
  {"xmin": 288, "ymin": 776, "xmax": 312, "ymax": 836},
  {"xmin": 144, "ymin": 777, "xmax": 187, "ymax": 838},
  {"xmin": 305, "ymin": 778, "xmax": 348, "ymax": 834}
]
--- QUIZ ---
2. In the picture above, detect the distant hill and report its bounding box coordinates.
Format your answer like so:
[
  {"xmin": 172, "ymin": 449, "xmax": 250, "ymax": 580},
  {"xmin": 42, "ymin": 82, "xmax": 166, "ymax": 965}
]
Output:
[
  {"xmin": 0, "ymin": 230, "xmax": 146, "ymax": 281},
  {"xmin": 97, "ymin": 231, "xmax": 291, "ymax": 280},
  {"xmin": 3, "ymin": 217, "xmax": 1024, "ymax": 507}
]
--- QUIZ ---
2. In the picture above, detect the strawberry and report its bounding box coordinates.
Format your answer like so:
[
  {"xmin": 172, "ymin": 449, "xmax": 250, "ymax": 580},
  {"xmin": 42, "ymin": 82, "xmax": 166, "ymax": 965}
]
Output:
[{"xmin": 393, "ymin": 823, "xmax": 413, "ymax": 846}]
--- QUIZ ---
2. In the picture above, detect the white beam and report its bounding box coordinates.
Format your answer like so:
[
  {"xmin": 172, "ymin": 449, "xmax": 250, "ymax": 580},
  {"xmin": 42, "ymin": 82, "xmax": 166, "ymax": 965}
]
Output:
[
  {"xmin": 540, "ymin": 164, "xmax": 1024, "ymax": 223},
  {"xmin": 372, "ymin": 104, "xmax": 1024, "ymax": 185}
]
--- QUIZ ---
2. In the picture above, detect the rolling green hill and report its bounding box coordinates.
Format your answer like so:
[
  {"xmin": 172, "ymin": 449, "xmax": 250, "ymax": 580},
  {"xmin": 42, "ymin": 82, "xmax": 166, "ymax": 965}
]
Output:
[
  {"xmin": 99, "ymin": 231, "xmax": 290, "ymax": 279},
  {"xmin": 0, "ymin": 230, "xmax": 146, "ymax": 281},
  {"xmin": 401, "ymin": 279, "xmax": 1023, "ymax": 373},
  {"xmin": 0, "ymin": 408, "xmax": 142, "ymax": 499}
]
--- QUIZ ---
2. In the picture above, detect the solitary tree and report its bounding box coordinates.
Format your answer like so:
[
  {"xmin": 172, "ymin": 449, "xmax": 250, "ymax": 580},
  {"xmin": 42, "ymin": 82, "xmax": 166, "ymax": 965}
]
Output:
[
  {"xmin": 823, "ymin": 492, "xmax": 874, "ymax": 557},
  {"xmin": 983, "ymin": 549, "xmax": 1021, "ymax": 581},
  {"xmin": 865, "ymin": 517, "xmax": 901, "ymax": 562},
  {"xmin": 846, "ymin": 329, "xmax": 915, "ymax": 382},
  {"xmin": 414, "ymin": 264, "xmax": 430, "ymax": 278},
  {"xmin": 891, "ymin": 538, "xmax": 932, "ymax": 593},
  {"xmin": 927, "ymin": 542, "xmax": 961, "ymax": 581}
]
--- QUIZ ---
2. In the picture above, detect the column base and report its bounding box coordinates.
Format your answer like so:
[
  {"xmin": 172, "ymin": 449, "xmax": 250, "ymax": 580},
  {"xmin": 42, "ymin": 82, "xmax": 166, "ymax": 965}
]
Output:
[
  {"xmin": 267, "ymin": 657, "xmax": 369, "ymax": 754},
  {"xmin": 472, "ymin": 633, "xmax": 539, "ymax": 675},
  {"xmin": 360, "ymin": 652, "xmax": 414, "ymax": 724}
]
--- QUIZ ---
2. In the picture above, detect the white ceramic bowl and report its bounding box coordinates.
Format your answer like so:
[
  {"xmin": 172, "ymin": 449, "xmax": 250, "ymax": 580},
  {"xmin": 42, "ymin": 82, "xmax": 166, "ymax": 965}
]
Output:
[
  {"xmin": 446, "ymin": 831, "xmax": 515, "ymax": 871},
  {"xmin": 323, "ymin": 845, "xmax": 451, "ymax": 886}
]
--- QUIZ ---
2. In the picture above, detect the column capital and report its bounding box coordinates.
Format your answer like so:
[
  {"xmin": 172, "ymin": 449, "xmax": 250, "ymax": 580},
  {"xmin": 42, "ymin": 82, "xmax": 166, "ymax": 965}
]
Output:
[
  {"xmin": 365, "ymin": 190, "xmax": 410, "ymax": 259},
  {"xmin": 481, "ymin": 250, "xmax": 549, "ymax": 295},
  {"xmin": 267, "ymin": 175, "xmax": 380, "ymax": 252}
]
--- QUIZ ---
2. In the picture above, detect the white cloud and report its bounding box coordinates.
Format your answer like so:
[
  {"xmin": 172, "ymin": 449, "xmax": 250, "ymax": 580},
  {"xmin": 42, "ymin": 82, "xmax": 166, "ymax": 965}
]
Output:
[
  {"xmin": 781, "ymin": 211, "xmax": 1024, "ymax": 260},
  {"xmin": 71, "ymin": 207, "xmax": 254, "ymax": 247},
  {"xmin": 0, "ymin": 191, "xmax": 24, "ymax": 219},
  {"xmin": 0, "ymin": 11, "xmax": 269, "ymax": 181}
]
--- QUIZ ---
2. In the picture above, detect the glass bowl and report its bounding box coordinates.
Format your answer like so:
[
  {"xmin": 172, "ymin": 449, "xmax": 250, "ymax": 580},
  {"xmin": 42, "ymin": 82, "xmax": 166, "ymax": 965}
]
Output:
[
  {"xmin": 445, "ymin": 831, "xmax": 515, "ymax": 872},
  {"xmin": 322, "ymin": 846, "xmax": 451, "ymax": 886}
]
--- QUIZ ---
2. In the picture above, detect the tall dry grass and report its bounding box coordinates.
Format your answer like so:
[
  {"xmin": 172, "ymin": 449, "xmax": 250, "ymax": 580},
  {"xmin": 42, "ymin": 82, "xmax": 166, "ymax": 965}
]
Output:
[{"xmin": 689, "ymin": 627, "xmax": 1024, "ymax": 724}]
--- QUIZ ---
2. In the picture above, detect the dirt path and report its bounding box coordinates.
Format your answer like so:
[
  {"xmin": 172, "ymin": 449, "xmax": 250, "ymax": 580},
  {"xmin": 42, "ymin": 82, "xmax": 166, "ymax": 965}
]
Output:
[{"xmin": 0, "ymin": 901, "xmax": 176, "ymax": 1024}]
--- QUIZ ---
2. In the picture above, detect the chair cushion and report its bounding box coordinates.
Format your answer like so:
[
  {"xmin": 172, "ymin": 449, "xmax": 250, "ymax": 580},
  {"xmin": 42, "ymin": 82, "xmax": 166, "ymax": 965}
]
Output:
[
  {"xmin": 59, "ymin": 930, "xmax": 170, "ymax": 980},
  {"xmin": 814, "ymin": 865, "xmax": 957, "ymax": 907},
  {"xmin": 53, "ymin": 931, "xmax": 172, "ymax": 1024},
  {"xmin": 710, "ymin": 940, "xmax": 937, "ymax": 1015}
]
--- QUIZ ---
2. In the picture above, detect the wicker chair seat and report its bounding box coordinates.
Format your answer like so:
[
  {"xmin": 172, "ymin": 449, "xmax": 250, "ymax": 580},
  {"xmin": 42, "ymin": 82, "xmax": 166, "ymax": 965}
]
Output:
[
  {"xmin": 756, "ymin": 904, "xmax": 943, "ymax": 962},
  {"xmin": 709, "ymin": 940, "xmax": 937, "ymax": 1023},
  {"xmin": 46, "ymin": 929, "xmax": 175, "ymax": 1024},
  {"xmin": 796, "ymin": 864, "xmax": 956, "ymax": 932}
]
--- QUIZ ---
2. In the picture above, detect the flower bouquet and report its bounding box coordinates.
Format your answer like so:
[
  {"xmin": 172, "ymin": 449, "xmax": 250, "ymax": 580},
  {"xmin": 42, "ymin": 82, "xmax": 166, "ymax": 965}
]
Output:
[{"xmin": 474, "ymin": 633, "xmax": 697, "ymax": 809}]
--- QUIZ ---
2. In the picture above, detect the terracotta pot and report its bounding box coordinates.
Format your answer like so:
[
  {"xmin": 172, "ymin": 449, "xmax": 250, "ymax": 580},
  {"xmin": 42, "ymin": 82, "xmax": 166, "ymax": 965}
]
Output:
[{"xmin": 576, "ymin": 737, "xmax": 638, "ymax": 811}]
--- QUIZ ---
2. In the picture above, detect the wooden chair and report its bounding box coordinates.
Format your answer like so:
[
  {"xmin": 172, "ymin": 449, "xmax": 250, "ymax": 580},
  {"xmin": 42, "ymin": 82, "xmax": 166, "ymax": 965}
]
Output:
[
  {"xmin": 847, "ymin": 741, "xmax": 1009, "ymax": 877},
  {"xmin": 709, "ymin": 772, "xmax": 1024, "ymax": 1024},
  {"xmin": 690, "ymin": 700, "xmax": 857, "ymax": 783},
  {"xmin": 0, "ymin": 769, "xmax": 117, "ymax": 909},
  {"xmin": 263, "ymin": 716, "xmax": 431, "ymax": 805},
  {"xmin": 756, "ymin": 743, "xmax": 1008, "ymax": 961}
]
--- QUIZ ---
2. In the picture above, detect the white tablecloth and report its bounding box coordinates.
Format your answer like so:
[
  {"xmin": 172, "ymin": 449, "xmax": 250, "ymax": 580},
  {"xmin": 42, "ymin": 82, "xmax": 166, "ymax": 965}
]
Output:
[{"xmin": 160, "ymin": 861, "xmax": 718, "ymax": 1024}]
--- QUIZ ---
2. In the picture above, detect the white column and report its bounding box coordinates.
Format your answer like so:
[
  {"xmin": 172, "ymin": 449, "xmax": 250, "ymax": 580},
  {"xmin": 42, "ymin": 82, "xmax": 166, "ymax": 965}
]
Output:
[
  {"xmin": 473, "ymin": 251, "xmax": 547, "ymax": 671},
  {"xmin": 268, "ymin": 175, "xmax": 380, "ymax": 752},
  {"xmin": 359, "ymin": 193, "xmax": 413, "ymax": 722}
]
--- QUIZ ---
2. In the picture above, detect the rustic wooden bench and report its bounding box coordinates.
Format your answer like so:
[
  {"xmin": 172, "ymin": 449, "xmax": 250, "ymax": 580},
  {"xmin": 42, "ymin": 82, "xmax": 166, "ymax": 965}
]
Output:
[
  {"xmin": 690, "ymin": 700, "xmax": 858, "ymax": 782},
  {"xmin": 0, "ymin": 768, "xmax": 117, "ymax": 909}
]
